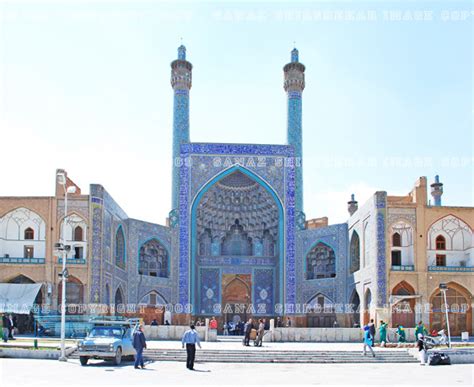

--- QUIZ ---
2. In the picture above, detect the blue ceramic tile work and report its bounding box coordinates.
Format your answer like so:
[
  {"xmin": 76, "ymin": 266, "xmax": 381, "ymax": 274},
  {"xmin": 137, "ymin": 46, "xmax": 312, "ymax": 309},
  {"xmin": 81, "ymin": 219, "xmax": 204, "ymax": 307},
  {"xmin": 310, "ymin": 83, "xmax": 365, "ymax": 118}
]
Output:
[
  {"xmin": 295, "ymin": 223, "xmax": 348, "ymax": 306},
  {"xmin": 172, "ymin": 90, "xmax": 190, "ymax": 211},
  {"xmin": 253, "ymin": 268, "xmax": 274, "ymax": 315},
  {"xmin": 285, "ymin": 151, "xmax": 296, "ymax": 308},
  {"xmin": 375, "ymin": 191, "xmax": 387, "ymax": 307},
  {"xmin": 89, "ymin": 184, "xmax": 129, "ymax": 304},
  {"xmin": 127, "ymin": 218, "xmax": 173, "ymax": 304},
  {"xmin": 90, "ymin": 184, "xmax": 105, "ymax": 304},
  {"xmin": 287, "ymin": 92, "xmax": 303, "ymax": 219},
  {"xmin": 178, "ymin": 143, "xmax": 297, "ymax": 309},
  {"xmin": 104, "ymin": 190, "xmax": 129, "ymax": 301},
  {"xmin": 199, "ymin": 268, "xmax": 220, "ymax": 315}
]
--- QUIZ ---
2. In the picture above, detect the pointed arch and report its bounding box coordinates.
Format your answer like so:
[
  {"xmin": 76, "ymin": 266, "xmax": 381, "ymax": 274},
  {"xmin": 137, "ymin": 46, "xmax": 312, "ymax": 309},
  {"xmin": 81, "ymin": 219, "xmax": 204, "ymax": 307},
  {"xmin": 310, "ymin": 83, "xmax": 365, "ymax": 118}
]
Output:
[
  {"xmin": 349, "ymin": 289, "xmax": 361, "ymax": 327},
  {"xmin": 115, "ymin": 225, "xmax": 126, "ymax": 269},
  {"xmin": 391, "ymin": 281, "xmax": 416, "ymax": 328},
  {"xmin": 0, "ymin": 207, "xmax": 46, "ymax": 241},
  {"xmin": 190, "ymin": 164, "xmax": 284, "ymax": 308},
  {"xmin": 392, "ymin": 280, "xmax": 416, "ymax": 296},
  {"xmin": 138, "ymin": 237, "xmax": 169, "ymax": 278},
  {"xmin": 74, "ymin": 226, "xmax": 83, "ymax": 242},
  {"xmin": 138, "ymin": 290, "xmax": 168, "ymax": 306},
  {"xmin": 305, "ymin": 241, "xmax": 336, "ymax": 279},
  {"xmin": 350, "ymin": 231, "xmax": 360, "ymax": 273},
  {"xmin": 114, "ymin": 286, "xmax": 125, "ymax": 309},
  {"xmin": 7, "ymin": 274, "xmax": 35, "ymax": 284},
  {"xmin": 24, "ymin": 227, "xmax": 34, "ymax": 240},
  {"xmin": 392, "ymin": 232, "xmax": 401, "ymax": 247},
  {"xmin": 429, "ymin": 282, "xmax": 472, "ymax": 335},
  {"xmin": 306, "ymin": 293, "xmax": 336, "ymax": 328},
  {"xmin": 7, "ymin": 274, "xmax": 43, "ymax": 308}
]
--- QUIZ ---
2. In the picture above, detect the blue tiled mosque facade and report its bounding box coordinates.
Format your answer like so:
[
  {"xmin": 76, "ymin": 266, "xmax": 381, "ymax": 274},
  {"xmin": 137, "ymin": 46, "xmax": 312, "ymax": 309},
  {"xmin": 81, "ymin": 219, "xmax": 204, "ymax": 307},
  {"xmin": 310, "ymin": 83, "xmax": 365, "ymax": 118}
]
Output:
[{"xmin": 89, "ymin": 46, "xmax": 365, "ymax": 327}]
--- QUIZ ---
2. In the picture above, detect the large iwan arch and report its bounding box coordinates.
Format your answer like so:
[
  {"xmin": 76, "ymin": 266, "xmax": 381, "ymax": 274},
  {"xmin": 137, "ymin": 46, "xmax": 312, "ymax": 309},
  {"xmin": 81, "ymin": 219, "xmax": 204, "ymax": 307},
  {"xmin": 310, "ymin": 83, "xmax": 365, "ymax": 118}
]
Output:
[{"xmin": 190, "ymin": 165, "xmax": 284, "ymax": 318}]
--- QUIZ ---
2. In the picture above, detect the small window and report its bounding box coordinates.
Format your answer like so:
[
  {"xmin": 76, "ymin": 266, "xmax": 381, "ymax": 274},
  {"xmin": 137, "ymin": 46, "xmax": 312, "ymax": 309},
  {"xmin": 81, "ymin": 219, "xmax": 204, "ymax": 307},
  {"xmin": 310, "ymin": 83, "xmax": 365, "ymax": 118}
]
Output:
[
  {"xmin": 74, "ymin": 246, "xmax": 83, "ymax": 259},
  {"xmin": 24, "ymin": 228, "xmax": 34, "ymax": 240},
  {"xmin": 317, "ymin": 296, "xmax": 324, "ymax": 307},
  {"xmin": 435, "ymin": 235, "xmax": 446, "ymax": 250},
  {"xmin": 436, "ymin": 254, "xmax": 446, "ymax": 267},
  {"xmin": 24, "ymin": 246, "xmax": 34, "ymax": 259},
  {"xmin": 149, "ymin": 293, "xmax": 157, "ymax": 305},
  {"xmin": 74, "ymin": 226, "xmax": 83, "ymax": 242},
  {"xmin": 392, "ymin": 233, "xmax": 401, "ymax": 247},
  {"xmin": 391, "ymin": 250, "xmax": 402, "ymax": 266}
]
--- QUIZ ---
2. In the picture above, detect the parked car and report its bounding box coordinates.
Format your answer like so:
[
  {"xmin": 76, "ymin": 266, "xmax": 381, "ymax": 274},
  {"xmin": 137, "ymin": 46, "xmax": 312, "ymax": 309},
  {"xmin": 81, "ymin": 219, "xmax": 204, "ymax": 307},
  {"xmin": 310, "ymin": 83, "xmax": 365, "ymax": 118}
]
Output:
[{"xmin": 77, "ymin": 319, "xmax": 139, "ymax": 366}]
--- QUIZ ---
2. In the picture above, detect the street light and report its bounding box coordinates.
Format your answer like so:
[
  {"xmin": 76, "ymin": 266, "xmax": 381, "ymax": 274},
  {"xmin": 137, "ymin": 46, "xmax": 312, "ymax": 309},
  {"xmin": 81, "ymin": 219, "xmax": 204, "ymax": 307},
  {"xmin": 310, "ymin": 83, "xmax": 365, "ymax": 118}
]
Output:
[
  {"xmin": 57, "ymin": 171, "xmax": 76, "ymax": 362},
  {"xmin": 439, "ymin": 283, "xmax": 452, "ymax": 348}
]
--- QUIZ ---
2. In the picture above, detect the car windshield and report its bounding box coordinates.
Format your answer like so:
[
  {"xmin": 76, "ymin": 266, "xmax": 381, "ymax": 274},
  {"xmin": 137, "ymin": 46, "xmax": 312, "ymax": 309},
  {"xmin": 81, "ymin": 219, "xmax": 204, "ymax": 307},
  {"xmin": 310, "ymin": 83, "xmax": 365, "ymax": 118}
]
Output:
[{"xmin": 88, "ymin": 327, "xmax": 125, "ymax": 338}]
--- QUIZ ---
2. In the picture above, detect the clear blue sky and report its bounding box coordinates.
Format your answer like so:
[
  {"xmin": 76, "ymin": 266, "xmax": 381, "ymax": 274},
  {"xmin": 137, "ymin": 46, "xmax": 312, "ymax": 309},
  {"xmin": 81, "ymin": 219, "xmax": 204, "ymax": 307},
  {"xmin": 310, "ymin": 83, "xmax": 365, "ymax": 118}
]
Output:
[{"xmin": 1, "ymin": 1, "xmax": 472, "ymax": 224}]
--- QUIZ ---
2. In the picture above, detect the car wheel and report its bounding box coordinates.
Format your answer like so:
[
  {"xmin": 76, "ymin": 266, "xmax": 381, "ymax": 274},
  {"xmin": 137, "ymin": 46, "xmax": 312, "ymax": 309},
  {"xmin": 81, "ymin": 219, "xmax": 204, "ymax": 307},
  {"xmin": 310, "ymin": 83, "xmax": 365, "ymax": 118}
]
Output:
[
  {"xmin": 79, "ymin": 356, "xmax": 89, "ymax": 366},
  {"xmin": 113, "ymin": 347, "xmax": 122, "ymax": 365}
]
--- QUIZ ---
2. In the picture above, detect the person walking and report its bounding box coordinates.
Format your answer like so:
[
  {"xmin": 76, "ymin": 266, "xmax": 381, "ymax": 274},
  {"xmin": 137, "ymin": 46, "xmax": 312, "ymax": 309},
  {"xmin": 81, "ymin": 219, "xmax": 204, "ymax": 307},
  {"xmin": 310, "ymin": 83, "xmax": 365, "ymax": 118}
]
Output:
[
  {"xmin": 132, "ymin": 324, "xmax": 147, "ymax": 369},
  {"xmin": 182, "ymin": 324, "xmax": 201, "ymax": 370},
  {"xmin": 362, "ymin": 325, "xmax": 375, "ymax": 357},
  {"xmin": 417, "ymin": 333, "xmax": 428, "ymax": 365},
  {"xmin": 379, "ymin": 320, "xmax": 388, "ymax": 347},
  {"xmin": 243, "ymin": 318, "xmax": 253, "ymax": 346},
  {"xmin": 255, "ymin": 319, "xmax": 265, "ymax": 347},
  {"xmin": 8, "ymin": 314, "xmax": 15, "ymax": 339},
  {"xmin": 0, "ymin": 313, "xmax": 8, "ymax": 343},
  {"xmin": 368, "ymin": 319, "xmax": 376, "ymax": 347},
  {"xmin": 286, "ymin": 317, "xmax": 292, "ymax": 327}
]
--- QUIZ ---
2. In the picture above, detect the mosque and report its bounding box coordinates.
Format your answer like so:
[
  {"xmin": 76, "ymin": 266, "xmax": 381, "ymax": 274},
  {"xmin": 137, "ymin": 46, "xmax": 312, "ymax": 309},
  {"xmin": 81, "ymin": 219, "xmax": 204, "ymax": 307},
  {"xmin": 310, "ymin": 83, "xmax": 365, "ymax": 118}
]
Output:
[{"xmin": 0, "ymin": 46, "xmax": 472, "ymax": 335}]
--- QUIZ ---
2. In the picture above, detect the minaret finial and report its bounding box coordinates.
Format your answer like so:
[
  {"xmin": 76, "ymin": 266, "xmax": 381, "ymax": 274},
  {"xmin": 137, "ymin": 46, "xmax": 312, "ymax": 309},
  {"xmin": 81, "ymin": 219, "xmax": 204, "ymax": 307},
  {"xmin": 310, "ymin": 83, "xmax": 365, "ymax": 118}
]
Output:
[
  {"xmin": 291, "ymin": 46, "xmax": 299, "ymax": 63},
  {"xmin": 178, "ymin": 42, "xmax": 186, "ymax": 60},
  {"xmin": 431, "ymin": 175, "xmax": 444, "ymax": 206}
]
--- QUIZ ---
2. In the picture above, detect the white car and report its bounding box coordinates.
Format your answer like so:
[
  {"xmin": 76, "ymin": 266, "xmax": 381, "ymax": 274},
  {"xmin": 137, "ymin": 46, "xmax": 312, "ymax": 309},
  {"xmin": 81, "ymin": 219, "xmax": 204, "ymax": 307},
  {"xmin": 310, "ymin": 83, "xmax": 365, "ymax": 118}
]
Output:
[{"xmin": 77, "ymin": 320, "xmax": 138, "ymax": 366}]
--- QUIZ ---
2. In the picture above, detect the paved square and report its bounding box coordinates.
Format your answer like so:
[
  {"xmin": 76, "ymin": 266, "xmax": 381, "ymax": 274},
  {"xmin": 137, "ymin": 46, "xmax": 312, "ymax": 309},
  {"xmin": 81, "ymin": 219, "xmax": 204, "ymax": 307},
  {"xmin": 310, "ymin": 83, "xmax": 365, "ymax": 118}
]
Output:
[{"xmin": 1, "ymin": 357, "xmax": 472, "ymax": 386}]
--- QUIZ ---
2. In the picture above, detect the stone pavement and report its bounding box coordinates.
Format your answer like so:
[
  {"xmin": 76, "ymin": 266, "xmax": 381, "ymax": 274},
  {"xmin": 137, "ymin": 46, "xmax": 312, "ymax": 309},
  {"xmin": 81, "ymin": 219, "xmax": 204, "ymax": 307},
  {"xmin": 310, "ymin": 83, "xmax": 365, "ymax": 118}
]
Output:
[{"xmin": 0, "ymin": 357, "xmax": 472, "ymax": 386}]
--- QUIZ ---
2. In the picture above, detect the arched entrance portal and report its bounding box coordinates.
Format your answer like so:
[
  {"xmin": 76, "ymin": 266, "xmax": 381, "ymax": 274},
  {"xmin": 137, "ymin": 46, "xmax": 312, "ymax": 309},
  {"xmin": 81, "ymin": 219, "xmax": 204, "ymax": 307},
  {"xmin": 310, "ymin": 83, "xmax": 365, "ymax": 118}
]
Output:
[
  {"xmin": 222, "ymin": 275, "xmax": 251, "ymax": 326},
  {"xmin": 391, "ymin": 281, "xmax": 416, "ymax": 328},
  {"xmin": 8, "ymin": 275, "xmax": 42, "ymax": 333},
  {"xmin": 349, "ymin": 290, "xmax": 360, "ymax": 327},
  {"xmin": 114, "ymin": 287, "xmax": 125, "ymax": 315},
  {"xmin": 191, "ymin": 166, "xmax": 283, "ymax": 320},
  {"xmin": 430, "ymin": 283, "xmax": 472, "ymax": 336}
]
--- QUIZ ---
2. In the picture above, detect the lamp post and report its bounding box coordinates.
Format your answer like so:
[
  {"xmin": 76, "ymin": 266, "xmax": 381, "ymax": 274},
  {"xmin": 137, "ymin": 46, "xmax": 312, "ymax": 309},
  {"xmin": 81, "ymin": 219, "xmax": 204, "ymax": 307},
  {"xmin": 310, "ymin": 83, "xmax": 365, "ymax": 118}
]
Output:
[
  {"xmin": 439, "ymin": 283, "xmax": 451, "ymax": 348},
  {"xmin": 57, "ymin": 171, "xmax": 76, "ymax": 362}
]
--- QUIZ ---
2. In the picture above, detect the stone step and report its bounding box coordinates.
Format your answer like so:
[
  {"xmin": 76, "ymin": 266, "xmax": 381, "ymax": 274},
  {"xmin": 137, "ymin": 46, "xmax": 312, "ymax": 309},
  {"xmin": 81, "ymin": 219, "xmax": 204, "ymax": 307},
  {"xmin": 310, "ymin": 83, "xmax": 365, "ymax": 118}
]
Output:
[{"xmin": 70, "ymin": 349, "xmax": 418, "ymax": 363}]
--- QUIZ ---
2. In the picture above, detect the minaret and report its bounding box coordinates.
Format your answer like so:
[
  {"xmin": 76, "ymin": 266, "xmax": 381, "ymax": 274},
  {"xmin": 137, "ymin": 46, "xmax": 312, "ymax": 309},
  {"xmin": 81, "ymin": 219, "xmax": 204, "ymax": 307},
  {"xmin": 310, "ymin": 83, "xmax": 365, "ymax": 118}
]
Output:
[
  {"xmin": 170, "ymin": 45, "xmax": 192, "ymax": 219},
  {"xmin": 284, "ymin": 47, "xmax": 305, "ymax": 226},
  {"xmin": 347, "ymin": 194, "xmax": 358, "ymax": 216},
  {"xmin": 430, "ymin": 175, "xmax": 444, "ymax": 206}
]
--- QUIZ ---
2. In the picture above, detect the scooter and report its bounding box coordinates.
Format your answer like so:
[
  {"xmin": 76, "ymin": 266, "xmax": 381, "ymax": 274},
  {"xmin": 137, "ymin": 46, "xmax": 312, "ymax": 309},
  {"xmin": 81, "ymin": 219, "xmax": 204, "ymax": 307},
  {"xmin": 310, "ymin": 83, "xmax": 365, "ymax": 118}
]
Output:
[{"xmin": 425, "ymin": 329, "xmax": 448, "ymax": 348}]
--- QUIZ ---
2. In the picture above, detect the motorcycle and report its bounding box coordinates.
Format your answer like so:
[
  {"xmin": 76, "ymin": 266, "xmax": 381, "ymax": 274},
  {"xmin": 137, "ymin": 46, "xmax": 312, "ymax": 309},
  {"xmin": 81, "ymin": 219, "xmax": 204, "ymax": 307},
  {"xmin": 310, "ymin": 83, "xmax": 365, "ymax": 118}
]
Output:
[{"xmin": 424, "ymin": 329, "xmax": 448, "ymax": 348}]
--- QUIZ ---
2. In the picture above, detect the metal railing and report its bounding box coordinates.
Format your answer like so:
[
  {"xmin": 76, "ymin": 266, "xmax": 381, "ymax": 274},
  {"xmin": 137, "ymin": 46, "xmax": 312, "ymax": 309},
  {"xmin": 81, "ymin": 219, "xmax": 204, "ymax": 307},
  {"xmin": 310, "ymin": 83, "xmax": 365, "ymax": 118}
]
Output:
[
  {"xmin": 57, "ymin": 257, "xmax": 86, "ymax": 264},
  {"xmin": 391, "ymin": 265, "xmax": 415, "ymax": 271},
  {"xmin": 428, "ymin": 265, "xmax": 474, "ymax": 272},
  {"xmin": 0, "ymin": 257, "xmax": 45, "ymax": 264}
]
